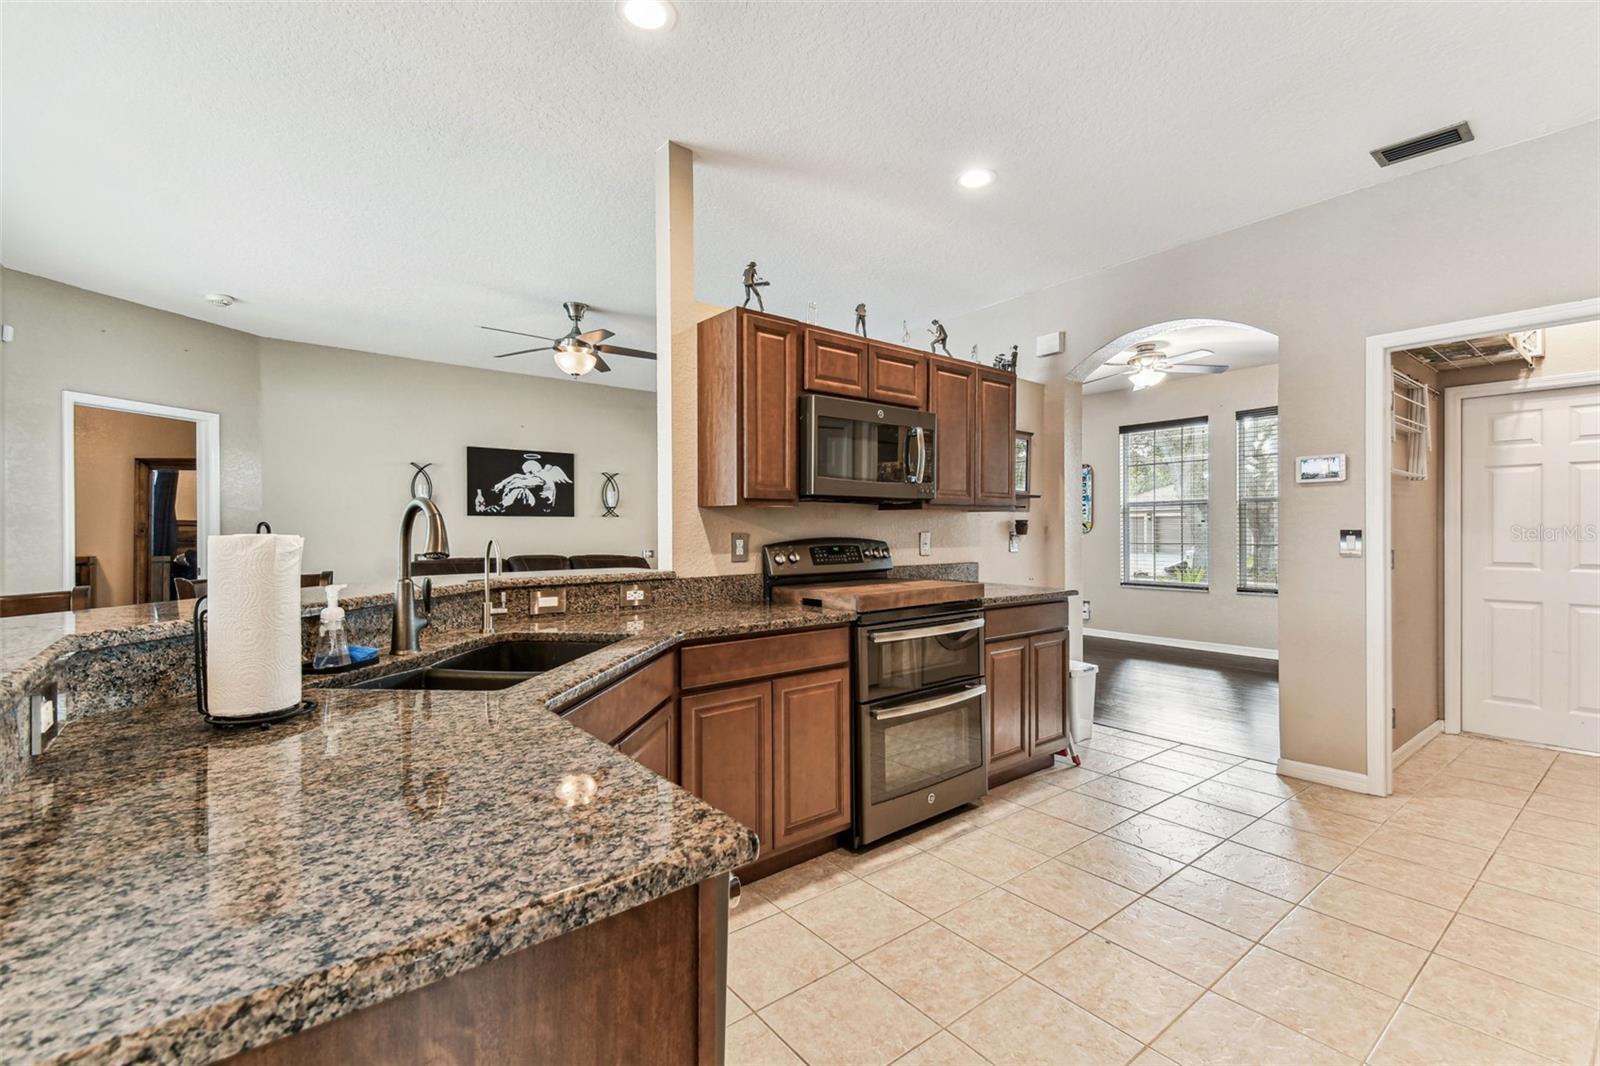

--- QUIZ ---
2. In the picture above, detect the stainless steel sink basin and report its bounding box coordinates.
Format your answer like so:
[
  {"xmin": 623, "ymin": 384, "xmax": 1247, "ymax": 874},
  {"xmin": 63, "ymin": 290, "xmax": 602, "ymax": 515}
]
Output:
[{"xmin": 345, "ymin": 638, "xmax": 613, "ymax": 691}]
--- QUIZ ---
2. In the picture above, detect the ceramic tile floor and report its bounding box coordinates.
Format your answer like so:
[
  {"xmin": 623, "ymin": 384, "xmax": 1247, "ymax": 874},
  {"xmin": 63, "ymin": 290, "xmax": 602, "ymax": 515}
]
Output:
[{"xmin": 725, "ymin": 727, "xmax": 1600, "ymax": 1066}]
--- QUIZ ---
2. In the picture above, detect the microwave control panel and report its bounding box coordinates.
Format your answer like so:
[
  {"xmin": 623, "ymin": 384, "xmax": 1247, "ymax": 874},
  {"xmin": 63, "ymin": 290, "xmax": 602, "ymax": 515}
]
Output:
[{"xmin": 763, "ymin": 537, "xmax": 893, "ymax": 575}]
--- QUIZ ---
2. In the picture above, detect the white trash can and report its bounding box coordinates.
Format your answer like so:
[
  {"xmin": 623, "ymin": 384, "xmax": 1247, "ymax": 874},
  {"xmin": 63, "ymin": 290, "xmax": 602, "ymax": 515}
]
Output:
[{"xmin": 1069, "ymin": 660, "xmax": 1098, "ymax": 745}]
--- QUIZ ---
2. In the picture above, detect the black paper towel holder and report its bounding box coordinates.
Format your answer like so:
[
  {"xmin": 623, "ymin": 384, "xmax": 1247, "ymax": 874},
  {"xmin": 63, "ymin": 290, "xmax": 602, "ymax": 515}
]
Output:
[{"xmin": 193, "ymin": 598, "xmax": 315, "ymax": 728}]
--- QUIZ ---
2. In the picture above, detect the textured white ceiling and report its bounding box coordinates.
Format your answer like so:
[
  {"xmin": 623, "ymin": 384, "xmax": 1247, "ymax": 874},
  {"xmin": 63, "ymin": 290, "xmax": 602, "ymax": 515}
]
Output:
[
  {"xmin": 3, "ymin": 2, "xmax": 1596, "ymax": 392},
  {"xmin": 1084, "ymin": 323, "xmax": 1279, "ymax": 394}
]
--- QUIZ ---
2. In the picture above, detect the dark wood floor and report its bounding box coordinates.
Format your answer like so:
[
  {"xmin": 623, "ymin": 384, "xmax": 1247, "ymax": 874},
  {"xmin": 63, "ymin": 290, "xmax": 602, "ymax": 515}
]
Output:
[{"xmin": 1085, "ymin": 636, "xmax": 1279, "ymax": 762}]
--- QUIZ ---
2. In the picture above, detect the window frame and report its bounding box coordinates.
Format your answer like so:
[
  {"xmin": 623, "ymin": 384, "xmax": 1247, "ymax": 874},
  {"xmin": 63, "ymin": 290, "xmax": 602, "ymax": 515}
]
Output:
[
  {"xmin": 1235, "ymin": 406, "xmax": 1280, "ymax": 595},
  {"xmin": 1118, "ymin": 415, "xmax": 1211, "ymax": 591}
]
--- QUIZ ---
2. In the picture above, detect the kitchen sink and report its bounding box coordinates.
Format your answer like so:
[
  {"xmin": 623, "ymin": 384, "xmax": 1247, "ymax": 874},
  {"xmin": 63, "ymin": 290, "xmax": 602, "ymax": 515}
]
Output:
[{"xmin": 345, "ymin": 639, "xmax": 613, "ymax": 692}]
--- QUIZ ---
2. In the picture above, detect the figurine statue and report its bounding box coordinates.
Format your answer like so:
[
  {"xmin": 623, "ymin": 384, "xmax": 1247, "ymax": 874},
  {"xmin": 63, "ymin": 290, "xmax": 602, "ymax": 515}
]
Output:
[
  {"xmin": 901, "ymin": 320, "xmax": 910, "ymax": 345},
  {"xmin": 928, "ymin": 319, "xmax": 951, "ymax": 356},
  {"xmin": 854, "ymin": 303, "xmax": 867, "ymax": 336},
  {"xmin": 993, "ymin": 344, "xmax": 1019, "ymax": 372},
  {"xmin": 970, "ymin": 344, "xmax": 980, "ymax": 361},
  {"xmin": 741, "ymin": 262, "xmax": 769, "ymax": 311}
]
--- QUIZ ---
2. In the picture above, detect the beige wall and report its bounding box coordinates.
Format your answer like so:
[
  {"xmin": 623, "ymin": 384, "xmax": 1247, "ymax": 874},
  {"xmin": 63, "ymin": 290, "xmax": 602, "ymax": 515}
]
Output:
[
  {"xmin": 1, "ymin": 270, "xmax": 658, "ymax": 593},
  {"xmin": 1389, "ymin": 355, "xmax": 1444, "ymax": 750},
  {"xmin": 1080, "ymin": 365, "xmax": 1279, "ymax": 652},
  {"xmin": 945, "ymin": 122, "xmax": 1600, "ymax": 775},
  {"xmin": 1, "ymin": 268, "xmax": 263, "ymax": 594},
  {"xmin": 72, "ymin": 407, "xmax": 197, "ymax": 606},
  {"xmin": 257, "ymin": 338, "xmax": 656, "ymax": 585}
]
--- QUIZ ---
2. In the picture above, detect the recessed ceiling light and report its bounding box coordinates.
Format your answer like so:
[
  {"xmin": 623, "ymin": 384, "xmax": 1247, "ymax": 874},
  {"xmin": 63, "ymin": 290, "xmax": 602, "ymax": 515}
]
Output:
[
  {"xmin": 204, "ymin": 293, "xmax": 236, "ymax": 307},
  {"xmin": 957, "ymin": 168, "xmax": 996, "ymax": 190},
  {"xmin": 618, "ymin": 0, "xmax": 676, "ymax": 30}
]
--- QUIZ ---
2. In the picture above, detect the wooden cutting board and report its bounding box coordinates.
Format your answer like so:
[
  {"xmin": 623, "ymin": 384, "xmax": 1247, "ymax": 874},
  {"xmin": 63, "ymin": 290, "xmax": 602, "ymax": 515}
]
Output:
[{"xmin": 772, "ymin": 579, "xmax": 985, "ymax": 613}]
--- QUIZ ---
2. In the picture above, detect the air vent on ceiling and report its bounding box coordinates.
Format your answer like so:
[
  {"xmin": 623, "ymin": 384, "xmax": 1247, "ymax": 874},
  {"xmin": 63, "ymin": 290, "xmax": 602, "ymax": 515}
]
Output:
[{"xmin": 1370, "ymin": 121, "xmax": 1474, "ymax": 167}]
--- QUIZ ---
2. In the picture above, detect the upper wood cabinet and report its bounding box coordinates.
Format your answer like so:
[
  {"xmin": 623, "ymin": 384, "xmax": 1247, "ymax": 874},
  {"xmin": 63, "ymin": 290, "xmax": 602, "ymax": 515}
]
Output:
[
  {"xmin": 928, "ymin": 357, "xmax": 978, "ymax": 505},
  {"xmin": 975, "ymin": 370, "xmax": 1018, "ymax": 508},
  {"xmin": 803, "ymin": 329, "xmax": 869, "ymax": 398},
  {"xmin": 868, "ymin": 345, "xmax": 927, "ymax": 408},
  {"xmin": 698, "ymin": 310, "xmax": 799, "ymax": 506}
]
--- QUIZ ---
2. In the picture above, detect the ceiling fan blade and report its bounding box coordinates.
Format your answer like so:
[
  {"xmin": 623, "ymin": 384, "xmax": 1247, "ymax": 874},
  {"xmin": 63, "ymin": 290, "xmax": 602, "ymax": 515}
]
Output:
[
  {"xmin": 481, "ymin": 325, "xmax": 559, "ymax": 341},
  {"xmin": 593, "ymin": 354, "xmax": 612, "ymax": 373},
  {"xmin": 576, "ymin": 328, "xmax": 614, "ymax": 344},
  {"xmin": 1162, "ymin": 364, "xmax": 1229, "ymax": 374},
  {"xmin": 493, "ymin": 346, "xmax": 555, "ymax": 359},
  {"xmin": 1168, "ymin": 348, "xmax": 1216, "ymax": 363},
  {"xmin": 595, "ymin": 344, "xmax": 657, "ymax": 360}
]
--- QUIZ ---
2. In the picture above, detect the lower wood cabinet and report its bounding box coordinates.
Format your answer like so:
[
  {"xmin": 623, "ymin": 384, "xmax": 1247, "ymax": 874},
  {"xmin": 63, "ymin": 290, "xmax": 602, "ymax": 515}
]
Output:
[
  {"xmin": 679, "ymin": 631, "xmax": 852, "ymax": 859},
  {"xmin": 984, "ymin": 604, "xmax": 1070, "ymax": 785},
  {"xmin": 616, "ymin": 698, "xmax": 679, "ymax": 783}
]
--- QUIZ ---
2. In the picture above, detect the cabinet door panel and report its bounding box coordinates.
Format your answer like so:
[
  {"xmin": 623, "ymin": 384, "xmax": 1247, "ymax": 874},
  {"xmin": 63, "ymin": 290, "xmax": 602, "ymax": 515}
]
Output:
[
  {"xmin": 616, "ymin": 699, "xmax": 678, "ymax": 783},
  {"xmin": 1029, "ymin": 631, "xmax": 1068, "ymax": 756},
  {"xmin": 803, "ymin": 330, "xmax": 870, "ymax": 398},
  {"xmin": 986, "ymin": 638, "xmax": 1030, "ymax": 776},
  {"xmin": 681, "ymin": 682, "xmax": 771, "ymax": 842},
  {"xmin": 975, "ymin": 370, "xmax": 1017, "ymax": 508},
  {"xmin": 868, "ymin": 345, "xmax": 928, "ymax": 408},
  {"xmin": 770, "ymin": 667, "xmax": 852, "ymax": 851},
  {"xmin": 740, "ymin": 314, "xmax": 800, "ymax": 502},
  {"xmin": 929, "ymin": 359, "xmax": 977, "ymax": 505}
]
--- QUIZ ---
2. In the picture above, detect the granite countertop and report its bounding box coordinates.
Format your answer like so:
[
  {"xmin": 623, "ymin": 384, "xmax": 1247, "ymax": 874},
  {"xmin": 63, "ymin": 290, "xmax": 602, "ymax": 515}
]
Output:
[
  {"xmin": 977, "ymin": 583, "xmax": 1078, "ymax": 607},
  {"xmin": 0, "ymin": 603, "xmax": 852, "ymax": 1065}
]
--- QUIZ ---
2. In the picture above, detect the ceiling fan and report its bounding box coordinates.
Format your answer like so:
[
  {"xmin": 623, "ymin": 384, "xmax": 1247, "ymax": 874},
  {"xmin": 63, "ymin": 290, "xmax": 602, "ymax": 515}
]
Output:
[
  {"xmin": 481, "ymin": 301, "xmax": 656, "ymax": 377},
  {"xmin": 1121, "ymin": 341, "xmax": 1229, "ymax": 390}
]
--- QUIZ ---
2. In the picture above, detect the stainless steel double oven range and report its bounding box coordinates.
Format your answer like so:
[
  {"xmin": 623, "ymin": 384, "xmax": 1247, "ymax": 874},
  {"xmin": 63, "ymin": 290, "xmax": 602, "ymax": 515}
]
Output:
[{"xmin": 764, "ymin": 538, "xmax": 988, "ymax": 847}]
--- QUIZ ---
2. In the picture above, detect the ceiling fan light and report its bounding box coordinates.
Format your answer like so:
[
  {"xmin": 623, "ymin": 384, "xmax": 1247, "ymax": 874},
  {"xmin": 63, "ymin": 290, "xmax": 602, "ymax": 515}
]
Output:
[
  {"xmin": 1129, "ymin": 367, "xmax": 1166, "ymax": 390},
  {"xmin": 553, "ymin": 343, "xmax": 598, "ymax": 377}
]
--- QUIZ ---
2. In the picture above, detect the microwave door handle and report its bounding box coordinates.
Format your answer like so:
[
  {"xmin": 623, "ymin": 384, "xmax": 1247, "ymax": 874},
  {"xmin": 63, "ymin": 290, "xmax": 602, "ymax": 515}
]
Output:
[
  {"xmin": 913, "ymin": 426, "xmax": 927, "ymax": 484},
  {"xmin": 869, "ymin": 617, "xmax": 986, "ymax": 644},
  {"xmin": 871, "ymin": 684, "xmax": 987, "ymax": 722}
]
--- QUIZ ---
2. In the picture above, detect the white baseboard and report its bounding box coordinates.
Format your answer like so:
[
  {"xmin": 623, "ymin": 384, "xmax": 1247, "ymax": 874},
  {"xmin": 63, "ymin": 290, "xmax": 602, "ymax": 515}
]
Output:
[
  {"xmin": 1393, "ymin": 720, "xmax": 1443, "ymax": 767},
  {"xmin": 1276, "ymin": 757, "xmax": 1374, "ymax": 794},
  {"xmin": 1083, "ymin": 628, "xmax": 1279, "ymax": 662}
]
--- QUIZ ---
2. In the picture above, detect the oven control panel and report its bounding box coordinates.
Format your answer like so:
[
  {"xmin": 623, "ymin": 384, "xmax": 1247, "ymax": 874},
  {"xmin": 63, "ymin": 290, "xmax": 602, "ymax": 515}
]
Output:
[{"xmin": 763, "ymin": 537, "xmax": 893, "ymax": 576}]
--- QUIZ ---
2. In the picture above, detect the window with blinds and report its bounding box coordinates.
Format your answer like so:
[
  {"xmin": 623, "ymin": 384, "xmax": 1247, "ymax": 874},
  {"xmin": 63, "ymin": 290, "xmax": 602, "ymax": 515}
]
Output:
[
  {"xmin": 1120, "ymin": 417, "xmax": 1209, "ymax": 589},
  {"xmin": 1236, "ymin": 407, "xmax": 1279, "ymax": 593}
]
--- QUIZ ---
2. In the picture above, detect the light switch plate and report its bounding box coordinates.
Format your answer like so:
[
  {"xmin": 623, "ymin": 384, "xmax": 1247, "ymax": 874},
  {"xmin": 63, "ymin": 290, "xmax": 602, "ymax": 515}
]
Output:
[
  {"xmin": 730, "ymin": 532, "xmax": 750, "ymax": 563},
  {"xmin": 1339, "ymin": 529, "xmax": 1364, "ymax": 557},
  {"xmin": 918, "ymin": 531, "xmax": 931, "ymax": 557}
]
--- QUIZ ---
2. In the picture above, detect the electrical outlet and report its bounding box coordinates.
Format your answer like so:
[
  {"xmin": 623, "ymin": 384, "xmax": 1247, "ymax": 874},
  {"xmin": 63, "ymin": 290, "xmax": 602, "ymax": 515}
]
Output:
[
  {"xmin": 529, "ymin": 588, "xmax": 567, "ymax": 615},
  {"xmin": 918, "ymin": 531, "xmax": 931, "ymax": 557},
  {"xmin": 1081, "ymin": 599, "xmax": 1092, "ymax": 623},
  {"xmin": 30, "ymin": 683, "xmax": 63, "ymax": 756},
  {"xmin": 731, "ymin": 532, "xmax": 750, "ymax": 563},
  {"xmin": 619, "ymin": 582, "xmax": 651, "ymax": 610}
]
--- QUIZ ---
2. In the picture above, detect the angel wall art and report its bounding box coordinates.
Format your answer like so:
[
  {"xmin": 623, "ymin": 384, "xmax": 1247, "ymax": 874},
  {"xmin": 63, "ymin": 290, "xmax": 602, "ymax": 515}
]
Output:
[{"xmin": 466, "ymin": 447, "xmax": 576, "ymax": 517}]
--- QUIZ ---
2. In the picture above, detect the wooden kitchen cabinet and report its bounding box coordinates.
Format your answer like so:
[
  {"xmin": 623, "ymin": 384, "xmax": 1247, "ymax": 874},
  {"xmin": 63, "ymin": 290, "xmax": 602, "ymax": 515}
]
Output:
[
  {"xmin": 803, "ymin": 329, "xmax": 870, "ymax": 398},
  {"xmin": 698, "ymin": 309, "xmax": 799, "ymax": 506},
  {"xmin": 975, "ymin": 370, "xmax": 1018, "ymax": 507},
  {"xmin": 984, "ymin": 603, "xmax": 1071, "ymax": 786},
  {"xmin": 928, "ymin": 357, "xmax": 978, "ymax": 505},
  {"xmin": 867, "ymin": 345, "xmax": 927, "ymax": 408},
  {"xmin": 678, "ymin": 629, "xmax": 852, "ymax": 863},
  {"xmin": 770, "ymin": 666, "xmax": 852, "ymax": 852},
  {"xmin": 985, "ymin": 637, "xmax": 1031, "ymax": 777},
  {"xmin": 616, "ymin": 698, "xmax": 679, "ymax": 783},
  {"xmin": 681, "ymin": 682, "xmax": 772, "ymax": 840}
]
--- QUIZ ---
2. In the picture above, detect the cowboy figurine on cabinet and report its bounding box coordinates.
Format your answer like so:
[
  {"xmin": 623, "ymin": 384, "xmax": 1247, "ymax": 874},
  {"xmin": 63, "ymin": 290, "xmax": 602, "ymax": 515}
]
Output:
[
  {"xmin": 854, "ymin": 303, "xmax": 867, "ymax": 336},
  {"xmin": 741, "ymin": 262, "xmax": 769, "ymax": 311},
  {"xmin": 928, "ymin": 319, "xmax": 951, "ymax": 356}
]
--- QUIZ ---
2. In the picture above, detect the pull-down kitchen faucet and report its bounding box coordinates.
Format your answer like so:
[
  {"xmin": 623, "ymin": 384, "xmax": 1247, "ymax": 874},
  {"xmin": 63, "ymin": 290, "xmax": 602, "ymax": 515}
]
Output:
[
  {"xmin": 483, "ymin": 539, "xmax": 508, "ymax": 633},
  {"xmin": 393, "ymin": 496, "xmax": 450, "ymax": 654}
]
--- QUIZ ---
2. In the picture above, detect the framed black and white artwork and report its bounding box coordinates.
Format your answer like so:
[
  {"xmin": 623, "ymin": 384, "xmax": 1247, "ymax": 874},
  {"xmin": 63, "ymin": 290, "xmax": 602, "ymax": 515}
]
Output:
[{"xmin": 466, "ymin": 447, "xmax": 575, "ymax": 516}]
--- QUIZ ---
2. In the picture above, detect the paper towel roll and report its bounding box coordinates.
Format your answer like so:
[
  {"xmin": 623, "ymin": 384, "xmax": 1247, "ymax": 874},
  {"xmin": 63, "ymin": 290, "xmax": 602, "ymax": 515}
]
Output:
[{"xmin": 205, "ymin": 534, "xmax": 305, "ymax": 717}]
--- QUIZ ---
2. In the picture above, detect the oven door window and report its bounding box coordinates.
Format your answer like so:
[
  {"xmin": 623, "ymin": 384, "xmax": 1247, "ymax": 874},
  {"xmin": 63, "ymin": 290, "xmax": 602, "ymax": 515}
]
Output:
[
  {"xmin": 867, "ymin": 686, "xmax": 985, "ymax": 804},
  {"xmin": 815, "ymin": 414, "xmax": 910, "ymax": 486},
  {"xmin": 864, "ymin": 618, "xmax": 984, "ymax": 701}
]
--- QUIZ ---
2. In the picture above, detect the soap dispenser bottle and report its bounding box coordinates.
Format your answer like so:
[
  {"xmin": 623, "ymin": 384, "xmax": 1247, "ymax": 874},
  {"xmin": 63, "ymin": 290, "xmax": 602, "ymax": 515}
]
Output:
[{"xmin": 312, "ymin": 584, "xmax": 352, "ymax": 670}]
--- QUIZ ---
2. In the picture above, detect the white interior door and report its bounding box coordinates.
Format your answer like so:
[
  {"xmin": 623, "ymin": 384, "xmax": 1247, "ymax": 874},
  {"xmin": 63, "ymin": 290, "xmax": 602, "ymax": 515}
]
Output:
[{"xmin": 1460, "ymin": 384, "xmax": 1600, "ymax": 751}]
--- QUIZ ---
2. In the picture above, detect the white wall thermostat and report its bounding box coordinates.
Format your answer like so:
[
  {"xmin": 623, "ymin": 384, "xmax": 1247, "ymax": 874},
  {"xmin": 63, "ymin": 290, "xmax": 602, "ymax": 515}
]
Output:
[
  {"xmin": 1296, "ymin": 454, "xmax": 1347, "ymax": 483},
  {"xmin": 1035, "ymin": 331, "xmax": 1065, "ymax": 358}
]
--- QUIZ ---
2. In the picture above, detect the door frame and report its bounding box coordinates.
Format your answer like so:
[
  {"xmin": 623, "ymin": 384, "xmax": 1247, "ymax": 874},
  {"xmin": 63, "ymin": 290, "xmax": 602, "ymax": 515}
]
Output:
[
  {"xmin": 132, "ymin": 457, "xmax": 198, "ymax": 604},
  {"xmin": 1364, "ymin": 297, "xmax": 1599, "ymax": 794},
  {"xmin": 61, "ymin": 391, "xmax": 222, "ymax": 591},
  {"xmin": 1443, "ymin": 370, "xmax": 1600, "ymax": 738}
]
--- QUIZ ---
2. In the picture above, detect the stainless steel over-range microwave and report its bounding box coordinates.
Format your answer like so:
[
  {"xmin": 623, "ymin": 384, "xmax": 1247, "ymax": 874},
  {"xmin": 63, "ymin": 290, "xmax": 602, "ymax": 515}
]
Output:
[{"xmin": 799, "ymin": 394, "xmax": 938, "ymax": 502}]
